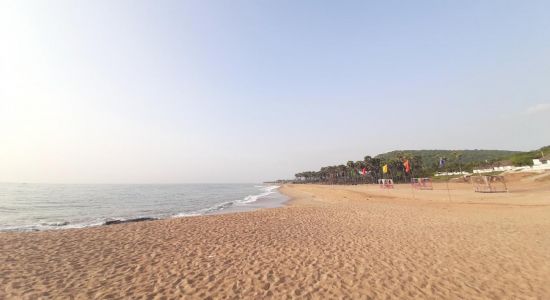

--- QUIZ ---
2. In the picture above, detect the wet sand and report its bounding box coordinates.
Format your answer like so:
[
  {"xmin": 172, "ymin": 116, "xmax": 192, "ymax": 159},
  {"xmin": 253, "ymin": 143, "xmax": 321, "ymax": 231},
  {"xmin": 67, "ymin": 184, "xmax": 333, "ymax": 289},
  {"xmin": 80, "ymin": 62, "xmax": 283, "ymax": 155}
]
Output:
[{"xmin": 1, "ymin": 173, "xmax": 550, "ymax": 299}]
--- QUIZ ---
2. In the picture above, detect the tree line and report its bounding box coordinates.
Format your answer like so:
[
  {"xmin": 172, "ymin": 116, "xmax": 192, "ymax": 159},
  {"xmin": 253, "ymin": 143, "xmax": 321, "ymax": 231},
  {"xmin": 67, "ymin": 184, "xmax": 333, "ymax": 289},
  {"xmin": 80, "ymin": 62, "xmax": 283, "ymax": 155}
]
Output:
[
  {"xmin": 294, "ymin": 154, "xmax": 428, "ymax": 185},
  {"xmin": 292, "ymin": 146, "xmax": 549, "ymax": 185}
]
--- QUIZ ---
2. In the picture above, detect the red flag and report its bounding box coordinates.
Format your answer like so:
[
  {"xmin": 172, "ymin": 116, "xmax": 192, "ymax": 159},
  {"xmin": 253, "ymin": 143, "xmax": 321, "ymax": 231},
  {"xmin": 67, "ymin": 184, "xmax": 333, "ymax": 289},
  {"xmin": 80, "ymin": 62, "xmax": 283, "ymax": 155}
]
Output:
[{"xmin": 403, "ymin": 160, "xmax": 411, "ymax": 173}]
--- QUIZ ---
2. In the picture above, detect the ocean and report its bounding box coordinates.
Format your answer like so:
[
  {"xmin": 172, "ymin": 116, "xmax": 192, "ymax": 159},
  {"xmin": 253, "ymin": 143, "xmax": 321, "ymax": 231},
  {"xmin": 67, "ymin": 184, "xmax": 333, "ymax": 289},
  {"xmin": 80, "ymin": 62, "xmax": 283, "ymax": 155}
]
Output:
[{"xmin": 0, "ymin": 183, "xmax": 286, "ymax": 232}]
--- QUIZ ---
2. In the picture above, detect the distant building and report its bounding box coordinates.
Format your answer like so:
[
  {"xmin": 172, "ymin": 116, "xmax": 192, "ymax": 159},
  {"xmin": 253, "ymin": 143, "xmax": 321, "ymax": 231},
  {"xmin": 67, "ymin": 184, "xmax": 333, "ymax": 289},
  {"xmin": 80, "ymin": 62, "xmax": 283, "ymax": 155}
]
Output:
[
  {"xmin": 532, "ymin": 158, "xmax": 550, "ymax": 170},
  {"xmin": 472, "ymin": 168, "xmax": 495, "ymax": 174},
  {"xmin": 434, "ymin": 171, "xmax": 470, "ymax": 176},
  {"xmin": 471, "ymin": 158, "xmax": 550, "ymax": 174},
  {"xmin": 491, "ymin": 166, "xmax": 515, "ymax": 172}
]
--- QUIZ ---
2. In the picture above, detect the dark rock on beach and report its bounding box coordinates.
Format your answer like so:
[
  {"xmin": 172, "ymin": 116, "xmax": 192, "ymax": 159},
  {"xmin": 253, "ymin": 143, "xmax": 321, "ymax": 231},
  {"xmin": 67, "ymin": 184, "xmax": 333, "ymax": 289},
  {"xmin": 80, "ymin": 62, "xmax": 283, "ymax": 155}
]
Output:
[{"xmin": 104, "ymin": 217, "xmax": 156, "ymax": 226}]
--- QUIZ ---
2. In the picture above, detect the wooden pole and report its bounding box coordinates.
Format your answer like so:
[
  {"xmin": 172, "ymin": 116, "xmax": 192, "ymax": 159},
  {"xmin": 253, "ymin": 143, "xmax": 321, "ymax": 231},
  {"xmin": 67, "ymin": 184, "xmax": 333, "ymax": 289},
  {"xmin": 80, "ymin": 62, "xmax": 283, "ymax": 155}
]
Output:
[
  {"xmin": 410, "ymin": 175, "xmax": 416, "ymax": 200},
  {"xmin": 445, "ymin": 163, "xmax": 452, "ymax": 202},
  {"xmin": 446, "ymin": 179, "xmax": 452, "ymax": 202}
]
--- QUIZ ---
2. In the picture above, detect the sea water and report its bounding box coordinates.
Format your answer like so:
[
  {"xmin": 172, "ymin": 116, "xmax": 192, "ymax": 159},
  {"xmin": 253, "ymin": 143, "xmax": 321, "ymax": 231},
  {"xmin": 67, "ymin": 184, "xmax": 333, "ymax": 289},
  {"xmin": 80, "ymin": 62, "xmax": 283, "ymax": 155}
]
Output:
[{"xmin": 0, "ymin": 183, "xmax": 286, "ymax": 232}]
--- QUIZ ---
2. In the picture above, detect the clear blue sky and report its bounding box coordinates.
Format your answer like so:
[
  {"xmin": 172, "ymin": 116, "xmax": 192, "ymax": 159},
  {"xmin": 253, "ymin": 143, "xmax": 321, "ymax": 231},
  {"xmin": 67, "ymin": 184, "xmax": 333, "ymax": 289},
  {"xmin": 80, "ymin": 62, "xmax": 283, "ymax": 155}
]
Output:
[{"xmin": 1, "ymin": 0, "xmax": 549, "ymax": 183}]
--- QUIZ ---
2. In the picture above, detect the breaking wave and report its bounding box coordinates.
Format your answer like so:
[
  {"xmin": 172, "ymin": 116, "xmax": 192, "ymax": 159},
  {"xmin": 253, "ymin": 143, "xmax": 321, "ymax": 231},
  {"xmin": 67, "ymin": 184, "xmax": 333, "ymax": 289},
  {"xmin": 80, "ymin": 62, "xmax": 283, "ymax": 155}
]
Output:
[{"xmin": 0, "ymin": 184, "xmax": 282, "ymax": 232}]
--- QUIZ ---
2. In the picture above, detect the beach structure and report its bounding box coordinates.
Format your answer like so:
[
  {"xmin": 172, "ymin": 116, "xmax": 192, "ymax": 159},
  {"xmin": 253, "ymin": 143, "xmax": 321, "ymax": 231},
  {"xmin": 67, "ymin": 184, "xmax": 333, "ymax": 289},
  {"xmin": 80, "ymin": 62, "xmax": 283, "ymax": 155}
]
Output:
[
  {"xmin": 411, "ymin": 177, "xmax": 433, "ymax": 190},
  {"xmin": 435, "ymin": 171, "xmax": 470, "ymax": 176},
  {"xmin": 472, "ymin": 158, "xmax": 550, "ymax": 174},
  {"xmin": 532, "ymin": 158, "xmax": 550, "ymax": 171},
  {"xmin": 471, "ymin": 175, "xmax": 508, "ymax": 193},
  {"xmin": 378, "ymin": 178, "xmax": 394, "ymax": 189}
]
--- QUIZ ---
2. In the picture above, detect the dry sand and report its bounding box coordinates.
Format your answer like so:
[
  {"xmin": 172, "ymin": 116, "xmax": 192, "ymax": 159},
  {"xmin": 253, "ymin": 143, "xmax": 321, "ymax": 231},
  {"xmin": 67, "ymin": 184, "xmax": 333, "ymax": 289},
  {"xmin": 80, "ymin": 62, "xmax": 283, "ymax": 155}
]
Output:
[{"xmin": 2, "ymin": 173, "xmax": 550, "ymax": 299}]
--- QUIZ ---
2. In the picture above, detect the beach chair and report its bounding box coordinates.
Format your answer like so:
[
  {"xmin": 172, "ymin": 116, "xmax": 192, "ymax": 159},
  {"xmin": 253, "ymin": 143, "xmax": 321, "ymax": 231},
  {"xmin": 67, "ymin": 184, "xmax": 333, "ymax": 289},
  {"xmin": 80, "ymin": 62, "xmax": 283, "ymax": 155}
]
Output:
[
  {"xmin": 411, "ymin": 178, "xmax": 433, "ymax": 190},
  {"xmin": 378, "ymin": 178, "xmax": 394, "ymax": 189},
  {"xmin": 471, "ymin": 175, "xmax": 508, "ymax": 193}
]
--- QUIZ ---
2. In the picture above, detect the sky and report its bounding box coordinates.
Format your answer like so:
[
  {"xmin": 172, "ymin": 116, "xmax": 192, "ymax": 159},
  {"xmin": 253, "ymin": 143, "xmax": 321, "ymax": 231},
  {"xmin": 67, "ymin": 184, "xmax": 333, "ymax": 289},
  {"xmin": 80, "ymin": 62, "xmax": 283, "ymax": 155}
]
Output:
[{"xmin": 1, "ymin": 0, "xmax": 549, "ymax": 183}]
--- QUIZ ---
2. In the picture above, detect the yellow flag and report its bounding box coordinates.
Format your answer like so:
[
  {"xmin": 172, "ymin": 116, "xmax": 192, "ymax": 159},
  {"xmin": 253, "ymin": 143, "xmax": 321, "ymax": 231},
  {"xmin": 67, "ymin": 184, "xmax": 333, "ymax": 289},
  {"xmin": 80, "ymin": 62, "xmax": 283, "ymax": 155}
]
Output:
[{"xmin": 382, "ymin": 164, "xmax": 388, "ymax": 174}]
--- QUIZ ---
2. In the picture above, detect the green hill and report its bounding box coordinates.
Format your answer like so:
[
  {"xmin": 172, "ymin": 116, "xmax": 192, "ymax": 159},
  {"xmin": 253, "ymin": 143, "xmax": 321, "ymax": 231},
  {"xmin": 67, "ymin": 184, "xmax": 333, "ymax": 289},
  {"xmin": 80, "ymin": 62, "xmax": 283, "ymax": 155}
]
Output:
[
  {"xmin": 290, "ymin": 146, "xmax": 547, "ymax": 184},
  {"xmin": 375, "ymin": 149, "xmax": 521, "ymax": 171},
  {"xmin": 505, "ymin": 145, "xmax": 550, "ymax": 166}
]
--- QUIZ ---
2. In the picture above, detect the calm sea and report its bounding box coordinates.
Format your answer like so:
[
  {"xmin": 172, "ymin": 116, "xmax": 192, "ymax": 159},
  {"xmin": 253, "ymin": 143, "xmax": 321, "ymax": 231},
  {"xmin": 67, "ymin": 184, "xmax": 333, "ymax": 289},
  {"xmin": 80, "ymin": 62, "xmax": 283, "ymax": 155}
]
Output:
[{"xmin": 0, "ymin": 183, "xmax": 286, "ymax": 232}]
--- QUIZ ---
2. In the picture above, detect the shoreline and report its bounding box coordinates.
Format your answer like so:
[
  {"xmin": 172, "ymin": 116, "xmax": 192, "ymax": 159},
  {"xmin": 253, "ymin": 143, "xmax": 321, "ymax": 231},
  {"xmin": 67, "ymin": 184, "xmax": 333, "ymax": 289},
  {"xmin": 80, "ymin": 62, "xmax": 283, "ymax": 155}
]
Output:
[
  {"xmin": 0, "ymin": 184, "xmax": 288, "ymax": 233},
  {"xmin": 2, "ymin": 181, "xmax": 549, "ymax": 298}
]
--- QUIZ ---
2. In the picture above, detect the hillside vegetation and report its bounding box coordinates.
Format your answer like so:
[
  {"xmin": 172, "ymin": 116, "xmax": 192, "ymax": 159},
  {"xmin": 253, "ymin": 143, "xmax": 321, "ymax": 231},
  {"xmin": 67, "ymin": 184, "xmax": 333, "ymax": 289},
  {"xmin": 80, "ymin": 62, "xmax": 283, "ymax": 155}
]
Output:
[
  {"xmin": 506, "ymin": 145, "xmax": 550, "ymax": 166},
  {"xmin": 292, "ymin": 146, "xmax": 548, "ymax": 184},
  {"xmin": 375, "ymin": 150, "xmax": 520, "ymax": 171}
]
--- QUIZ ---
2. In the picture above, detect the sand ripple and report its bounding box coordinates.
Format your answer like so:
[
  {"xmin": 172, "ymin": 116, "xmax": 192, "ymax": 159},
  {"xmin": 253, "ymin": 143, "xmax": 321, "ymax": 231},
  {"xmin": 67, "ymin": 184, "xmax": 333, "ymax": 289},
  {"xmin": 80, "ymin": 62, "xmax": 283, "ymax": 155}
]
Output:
[{"xmin": 1, "ymin": 181, "xmax": 550, "ymax": 299}]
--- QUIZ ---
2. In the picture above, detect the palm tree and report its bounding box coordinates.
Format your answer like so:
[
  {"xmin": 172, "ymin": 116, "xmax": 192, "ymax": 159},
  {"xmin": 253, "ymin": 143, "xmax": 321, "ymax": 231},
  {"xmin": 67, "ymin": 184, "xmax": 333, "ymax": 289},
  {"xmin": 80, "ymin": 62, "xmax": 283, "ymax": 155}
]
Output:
[
  {"xmin": 346, "ymin": 161, "xmax": 355, "ymax": 184},
  {"xmin": 454, "ymin": 152, "xmax": 463, "ymax": 173},
  {"xmin": 334, "ymin": 165, "xmax": 344, "ymax": 184},
  {"xmin": 354, "ymin": 161, "xmax": 365, "ymax": 183},
  {"xmin": 371, "ymin": 157, "xmax": 381, "ymax": 181},
  {"xmin": 411, "ymin": 155, "xmax": 423, "ymax": 177},
  {"xmin": 363, "ymin": 156, "xmax": 378, "ymax": 183}
]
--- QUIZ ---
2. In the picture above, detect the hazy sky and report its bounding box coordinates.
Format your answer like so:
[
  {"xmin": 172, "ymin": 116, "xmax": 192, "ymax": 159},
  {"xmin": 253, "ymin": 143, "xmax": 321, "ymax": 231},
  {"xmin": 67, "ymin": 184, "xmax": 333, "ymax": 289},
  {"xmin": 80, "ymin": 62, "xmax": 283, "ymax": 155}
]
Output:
[{"xmin": 1, "ymin": 1, "xmax": 549, "ymax": 183}]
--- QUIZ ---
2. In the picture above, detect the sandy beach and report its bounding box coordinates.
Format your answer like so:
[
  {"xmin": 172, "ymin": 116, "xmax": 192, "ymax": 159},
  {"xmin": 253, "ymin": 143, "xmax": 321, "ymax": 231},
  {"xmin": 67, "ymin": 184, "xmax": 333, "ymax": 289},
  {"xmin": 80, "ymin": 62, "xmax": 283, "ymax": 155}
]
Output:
[
  {"xmin": 3, "ymin": 1, "xmax": 549, "ymax": 298},
  {"xmin": 2, "ymin": 174, "xmax": 550, "ymax": 299}
]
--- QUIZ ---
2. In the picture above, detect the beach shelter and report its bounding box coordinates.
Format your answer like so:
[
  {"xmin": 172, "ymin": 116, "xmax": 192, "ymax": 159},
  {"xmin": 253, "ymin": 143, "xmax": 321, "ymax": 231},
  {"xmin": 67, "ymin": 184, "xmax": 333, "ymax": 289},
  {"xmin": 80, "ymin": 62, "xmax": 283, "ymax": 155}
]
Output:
[
  {"xmin": 471, "ymin": 175, "xmax": 508, "ymax": 193},
  {"xmin": 378, "ymin": 178, "xmax": 394, "ymax": 189},
  {"xmin": 411, "ymin": 178, "xmax": 433, "ymax": 190}
]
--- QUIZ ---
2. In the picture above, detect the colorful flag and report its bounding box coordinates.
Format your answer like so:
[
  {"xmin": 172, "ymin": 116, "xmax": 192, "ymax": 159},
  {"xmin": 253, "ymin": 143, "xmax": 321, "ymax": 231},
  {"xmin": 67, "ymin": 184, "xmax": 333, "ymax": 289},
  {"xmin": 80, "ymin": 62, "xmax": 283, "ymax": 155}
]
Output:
[
  {"xmin": 382, "ymin": 164, "xmax": 388, "ymax": 174},
  {"xmin": 439, "ymin": 157, "xmax": 446, "ymax": 168},
  {"xmin": 403, "ymin": 160, "xmax": 411, "ymax": 173}
]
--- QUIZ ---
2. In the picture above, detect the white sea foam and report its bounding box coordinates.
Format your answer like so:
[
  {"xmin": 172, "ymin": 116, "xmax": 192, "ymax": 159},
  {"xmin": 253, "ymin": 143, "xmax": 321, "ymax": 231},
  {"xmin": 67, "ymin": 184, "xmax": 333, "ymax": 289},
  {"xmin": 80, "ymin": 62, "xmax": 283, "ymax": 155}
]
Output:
[
  {"xmin": 1, "ymin": 184, "xmax": 284, "ymax": 232},
  {"xmin": 0, "ymin": 220, "xmax": 105, "ymax": 232},
  {"xmin": 173, "ymin": 212, "xmax": 201, "ymax": 218},
  {"xmin": 173, "ymin": 200, "xmax": 234, "ymax": 217},
  {"xmin": 236, "ymin": 185, "xmax": 280, "ymax": 205},
  {"xmin": 174, "ymin": 185, "xmax": 281, "ymax": 217}
]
